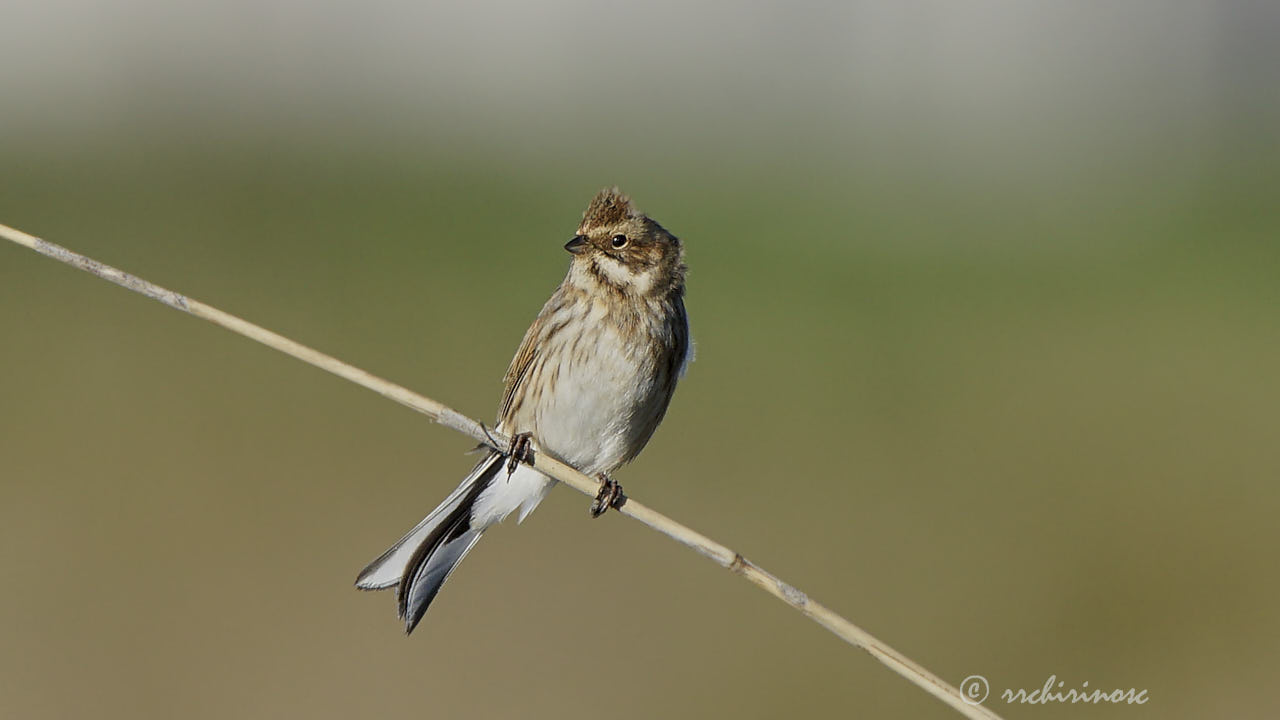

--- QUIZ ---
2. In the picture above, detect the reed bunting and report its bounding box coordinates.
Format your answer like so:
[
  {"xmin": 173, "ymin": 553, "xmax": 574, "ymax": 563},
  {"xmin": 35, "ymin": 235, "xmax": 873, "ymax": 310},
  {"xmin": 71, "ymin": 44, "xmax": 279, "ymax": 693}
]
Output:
[{"xmin": 356, "ymin": 187, "xmax": 691, "ymax": 633}]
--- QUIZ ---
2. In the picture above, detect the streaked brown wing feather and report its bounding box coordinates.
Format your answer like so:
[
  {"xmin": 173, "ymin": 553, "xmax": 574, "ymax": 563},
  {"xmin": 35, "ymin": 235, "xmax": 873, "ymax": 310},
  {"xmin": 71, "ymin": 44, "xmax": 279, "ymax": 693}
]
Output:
[
  {"xmin": 498, "ymin": 303, "xmax": 549, "ymax": 424},
  {"xmin": 620, "ymin": 295, "xmax": 690, "ymax": 464}
]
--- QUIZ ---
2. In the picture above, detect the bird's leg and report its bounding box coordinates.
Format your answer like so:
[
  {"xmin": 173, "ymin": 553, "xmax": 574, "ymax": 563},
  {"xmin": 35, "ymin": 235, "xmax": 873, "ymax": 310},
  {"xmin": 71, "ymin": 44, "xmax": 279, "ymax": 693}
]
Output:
[
  {"xmin": 590, "ymin": 473, "xmax": 625, "ymax": 518},
  {"xmin": 506, "ymin": 432, "xmax": 534, "ymax": 477}
]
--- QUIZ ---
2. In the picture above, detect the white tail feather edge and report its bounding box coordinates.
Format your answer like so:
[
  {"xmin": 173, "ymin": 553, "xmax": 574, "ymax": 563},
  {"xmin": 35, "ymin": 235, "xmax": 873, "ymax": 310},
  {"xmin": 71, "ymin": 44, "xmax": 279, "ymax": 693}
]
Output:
[{"xmin": 355, "ymin": 453, "xmax": 503, "ymax": 590}]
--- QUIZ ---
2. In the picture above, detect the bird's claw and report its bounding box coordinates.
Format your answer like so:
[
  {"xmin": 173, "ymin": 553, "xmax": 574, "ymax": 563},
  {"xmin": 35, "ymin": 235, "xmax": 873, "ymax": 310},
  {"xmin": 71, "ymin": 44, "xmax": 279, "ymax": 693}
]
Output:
[
  {"xmin": 506, "ymin": 432, "xmax": 534, "ymax": 477},
  {"xmin": 590, "ymin": 475, "xmax": 624, "ymax": 518}
]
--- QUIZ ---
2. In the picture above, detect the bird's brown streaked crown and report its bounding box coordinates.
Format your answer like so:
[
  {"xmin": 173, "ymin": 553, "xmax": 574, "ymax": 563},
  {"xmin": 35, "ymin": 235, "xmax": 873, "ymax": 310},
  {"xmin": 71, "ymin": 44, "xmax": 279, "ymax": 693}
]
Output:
[{"xmin": 579, "ymin": 186, "xmax": 639, "ymax": 230}]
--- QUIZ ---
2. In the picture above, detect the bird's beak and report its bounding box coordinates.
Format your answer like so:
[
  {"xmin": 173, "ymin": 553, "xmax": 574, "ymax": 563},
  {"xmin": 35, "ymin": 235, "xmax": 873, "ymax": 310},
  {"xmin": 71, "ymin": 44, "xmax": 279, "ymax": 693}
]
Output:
[{"xmin": 564, "ymin": 235, "xmax": 589, "ymax": 254}]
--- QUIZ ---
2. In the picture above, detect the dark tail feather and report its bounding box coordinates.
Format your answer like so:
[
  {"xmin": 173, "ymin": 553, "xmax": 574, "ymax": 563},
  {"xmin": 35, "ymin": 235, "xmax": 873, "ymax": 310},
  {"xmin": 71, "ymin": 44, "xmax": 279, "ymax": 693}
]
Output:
[
  {"xmin": 356, "ymin": 453, "xmax": 502, "ymax": 591},
  {"xmin": 355, "ymin": 452, "xmax": 502, "ymax": 633},
  {"xmin": 398, "ymin": 524, "xmax": 484, "ymax": 633},
  {"xmin": 396, "ymin": 465, "xmax": 494, "ymax": 634}
]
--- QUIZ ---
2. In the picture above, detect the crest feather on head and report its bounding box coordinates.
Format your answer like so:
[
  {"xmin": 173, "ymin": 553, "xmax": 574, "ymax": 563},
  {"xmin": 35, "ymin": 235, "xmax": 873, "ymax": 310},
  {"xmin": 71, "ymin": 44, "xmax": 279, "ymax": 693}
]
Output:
[{"xmin": 581, "ymin": 187, "xmax": 641, "ymax": 230}]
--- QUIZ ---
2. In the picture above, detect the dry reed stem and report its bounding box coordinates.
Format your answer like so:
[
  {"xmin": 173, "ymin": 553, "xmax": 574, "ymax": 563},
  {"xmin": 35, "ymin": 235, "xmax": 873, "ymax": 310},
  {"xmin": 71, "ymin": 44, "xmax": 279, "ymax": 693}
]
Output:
[{"xmin": 1, "ymin": 222, "xmax": 1003, "ymax": 720}]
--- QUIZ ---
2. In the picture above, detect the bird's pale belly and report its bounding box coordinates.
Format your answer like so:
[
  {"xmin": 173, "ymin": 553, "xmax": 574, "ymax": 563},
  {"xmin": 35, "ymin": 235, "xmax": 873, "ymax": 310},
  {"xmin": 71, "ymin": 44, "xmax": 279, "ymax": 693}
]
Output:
[{"xmin": 520, "ymin": 327, "xmax": 664, "ymax": 476}]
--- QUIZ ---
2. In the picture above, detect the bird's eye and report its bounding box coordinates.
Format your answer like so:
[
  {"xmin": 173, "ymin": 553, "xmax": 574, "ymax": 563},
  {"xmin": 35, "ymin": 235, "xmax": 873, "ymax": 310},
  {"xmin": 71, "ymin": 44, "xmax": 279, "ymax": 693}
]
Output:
[{"xmin": 611, "ymin": 234, "xmax": 629, "ymax": 249}]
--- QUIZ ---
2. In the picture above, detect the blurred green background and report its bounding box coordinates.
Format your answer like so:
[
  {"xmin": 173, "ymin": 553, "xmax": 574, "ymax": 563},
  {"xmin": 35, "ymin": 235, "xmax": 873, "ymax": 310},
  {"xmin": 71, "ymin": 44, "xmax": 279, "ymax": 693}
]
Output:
[{"xmin": 2, "ymin": 2, "xmax": 1278, "ymax": 718}]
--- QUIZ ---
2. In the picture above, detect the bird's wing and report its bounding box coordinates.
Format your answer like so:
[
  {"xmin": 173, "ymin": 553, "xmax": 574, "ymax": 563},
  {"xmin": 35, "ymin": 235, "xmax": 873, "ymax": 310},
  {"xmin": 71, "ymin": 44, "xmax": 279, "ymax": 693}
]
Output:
[{"xmin": 497, "ymin": 302, "xmax": 547, "ymax": 425}]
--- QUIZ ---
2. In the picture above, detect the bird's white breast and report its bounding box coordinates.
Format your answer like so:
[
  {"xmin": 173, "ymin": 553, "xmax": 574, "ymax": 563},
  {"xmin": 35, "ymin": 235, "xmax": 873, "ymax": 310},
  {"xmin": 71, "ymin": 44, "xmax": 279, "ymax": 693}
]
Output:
[{"xmin": 530, "ymin": 314, "xmax": 657, "ymax": 475}]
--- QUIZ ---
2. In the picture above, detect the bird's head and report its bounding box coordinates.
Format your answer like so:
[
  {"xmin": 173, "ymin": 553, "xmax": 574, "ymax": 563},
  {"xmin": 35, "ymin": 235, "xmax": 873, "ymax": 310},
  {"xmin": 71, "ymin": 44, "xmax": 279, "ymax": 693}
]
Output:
[{"xmin": 564, "ymin": 187, "xmax": 685, "ymax": 298}]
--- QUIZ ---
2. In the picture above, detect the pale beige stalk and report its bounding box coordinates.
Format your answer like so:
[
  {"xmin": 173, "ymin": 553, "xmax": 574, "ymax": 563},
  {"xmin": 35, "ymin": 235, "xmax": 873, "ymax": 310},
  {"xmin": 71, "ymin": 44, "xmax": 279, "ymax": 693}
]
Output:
[{"xmin": 0, "ymin": 222, "xmax": 1003, "ymax": 720}]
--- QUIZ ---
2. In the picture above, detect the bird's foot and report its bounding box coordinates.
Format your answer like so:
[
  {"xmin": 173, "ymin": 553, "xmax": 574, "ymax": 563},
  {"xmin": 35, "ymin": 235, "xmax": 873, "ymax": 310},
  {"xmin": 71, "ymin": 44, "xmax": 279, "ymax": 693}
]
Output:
[
  {"xmin": 506, "ymin": 432, "xmax": 534, "ymax": 477},
  {"xmin": 590, "ymin": 474, "xmax": 625, "ymax": 518}
]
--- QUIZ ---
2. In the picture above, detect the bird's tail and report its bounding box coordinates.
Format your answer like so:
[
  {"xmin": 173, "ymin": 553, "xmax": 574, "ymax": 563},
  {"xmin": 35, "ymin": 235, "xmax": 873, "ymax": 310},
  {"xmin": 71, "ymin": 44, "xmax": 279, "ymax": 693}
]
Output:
[{"xmin": 355, "ymin": 451, "xmax": 503, "ymax": 633}]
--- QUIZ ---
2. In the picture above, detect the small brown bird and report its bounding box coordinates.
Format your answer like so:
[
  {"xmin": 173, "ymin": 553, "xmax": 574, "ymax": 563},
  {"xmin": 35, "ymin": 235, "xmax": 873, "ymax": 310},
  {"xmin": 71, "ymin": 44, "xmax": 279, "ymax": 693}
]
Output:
[{"xmin": 356, "ymin": 187, "xmax": 690, "ymax": 632}]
